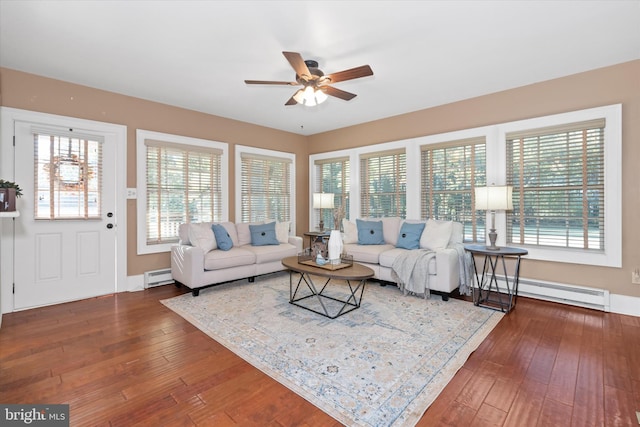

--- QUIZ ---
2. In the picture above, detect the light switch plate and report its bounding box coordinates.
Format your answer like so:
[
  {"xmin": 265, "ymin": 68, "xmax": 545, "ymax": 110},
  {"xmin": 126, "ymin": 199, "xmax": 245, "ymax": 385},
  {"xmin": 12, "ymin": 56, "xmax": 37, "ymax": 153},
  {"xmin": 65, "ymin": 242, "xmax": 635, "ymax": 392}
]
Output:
[{"xmin": 126, "ymin": 188, "xmax": 137, "ymax": 199}]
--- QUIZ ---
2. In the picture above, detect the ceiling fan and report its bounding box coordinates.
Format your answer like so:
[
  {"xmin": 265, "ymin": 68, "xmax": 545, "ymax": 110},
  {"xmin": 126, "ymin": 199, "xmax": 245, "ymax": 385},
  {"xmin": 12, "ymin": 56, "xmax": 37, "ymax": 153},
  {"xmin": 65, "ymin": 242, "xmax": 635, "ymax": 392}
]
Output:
[{"xmin": 244, "ymin": 51, "xmax": 374, "ymax": 106}]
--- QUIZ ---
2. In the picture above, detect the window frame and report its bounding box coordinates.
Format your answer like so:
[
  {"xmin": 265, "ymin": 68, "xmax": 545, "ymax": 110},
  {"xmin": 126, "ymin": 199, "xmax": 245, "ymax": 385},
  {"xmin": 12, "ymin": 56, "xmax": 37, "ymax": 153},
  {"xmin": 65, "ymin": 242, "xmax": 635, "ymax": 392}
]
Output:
[
  {"xmin": 136, "ymin": 129, "xmax": 229, "ymax": 255},
  {"xmin": 234, "ymin": 145, "xmax": 296, "ymax": 228},
  {"xmin": 497, "ymin": 104, "xmax": 621, "ymax": 267}
]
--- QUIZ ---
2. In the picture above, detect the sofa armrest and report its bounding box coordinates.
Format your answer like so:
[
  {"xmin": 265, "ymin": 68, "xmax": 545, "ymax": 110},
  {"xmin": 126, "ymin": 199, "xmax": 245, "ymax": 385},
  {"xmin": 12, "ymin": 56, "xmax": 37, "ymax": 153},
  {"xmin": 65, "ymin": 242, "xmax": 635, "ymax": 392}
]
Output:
[
  {"xmin": 288, "ymin": 235, "xmax": 303, "ymax": 253},
  {"xmin": 434, "ymin": 247, "xmax": 460, "ymax": 292},
  {"xmin": 171, "ymin": 244, "xmax": 205, "ymax": 289}
]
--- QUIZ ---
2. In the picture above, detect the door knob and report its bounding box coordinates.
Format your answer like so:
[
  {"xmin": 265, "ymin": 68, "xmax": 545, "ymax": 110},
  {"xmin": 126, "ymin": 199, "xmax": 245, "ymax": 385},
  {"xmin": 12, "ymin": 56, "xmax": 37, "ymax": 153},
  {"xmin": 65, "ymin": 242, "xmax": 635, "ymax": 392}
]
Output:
[{"xmin": 106, "ymin": 223, "xmax": 114, "ymax": 229}]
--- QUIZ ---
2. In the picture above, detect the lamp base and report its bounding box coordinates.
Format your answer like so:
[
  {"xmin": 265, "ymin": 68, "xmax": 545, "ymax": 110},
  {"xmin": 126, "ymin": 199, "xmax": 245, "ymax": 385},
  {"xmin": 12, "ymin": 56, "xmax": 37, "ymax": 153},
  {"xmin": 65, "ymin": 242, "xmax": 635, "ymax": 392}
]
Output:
[
  {"xmin": 486, "ymin": 229, "xmax": 500, "ymax": 250},
  {"xmin": 318, "ymin": 220, "xmax": 325, "ymax": 232}
]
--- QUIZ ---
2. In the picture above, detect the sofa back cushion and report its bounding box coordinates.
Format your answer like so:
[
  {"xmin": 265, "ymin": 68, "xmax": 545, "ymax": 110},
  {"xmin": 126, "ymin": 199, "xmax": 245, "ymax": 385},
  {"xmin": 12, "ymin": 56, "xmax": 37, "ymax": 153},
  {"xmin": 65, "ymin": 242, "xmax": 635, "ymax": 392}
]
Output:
[
  {"xmin": 249, "ymin": 222, "xmax": 279, "ymax": 246},
  {"xmin": 188, "ymin": 222, "xmax": 217, "ymax": 253},
  {"xmin": 356, "ymin": 219, "xmax": 385, "ymax": 245},
  {"xmin": 420, "ymin": 219, "xmax": 453, "ymax": 250},
  {"xmin": 380, "ymin": 217, "xmax": 401, "ymax": 245},
  {"xmin": 342, "ymin": 219, "xmax": 358, "ymax": 244},
  {"xmin": 236, "ymin": 221, "xmax": 264, "ymax": 246}
]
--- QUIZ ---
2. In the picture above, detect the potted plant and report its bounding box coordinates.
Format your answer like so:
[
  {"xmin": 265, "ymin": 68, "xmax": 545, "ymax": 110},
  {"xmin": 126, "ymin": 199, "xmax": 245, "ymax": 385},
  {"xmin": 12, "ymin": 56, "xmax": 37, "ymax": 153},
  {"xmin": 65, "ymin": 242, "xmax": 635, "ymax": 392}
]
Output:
[{"xmin": 0, "ymin": 179, "xmax": 23, "ymax": 212}]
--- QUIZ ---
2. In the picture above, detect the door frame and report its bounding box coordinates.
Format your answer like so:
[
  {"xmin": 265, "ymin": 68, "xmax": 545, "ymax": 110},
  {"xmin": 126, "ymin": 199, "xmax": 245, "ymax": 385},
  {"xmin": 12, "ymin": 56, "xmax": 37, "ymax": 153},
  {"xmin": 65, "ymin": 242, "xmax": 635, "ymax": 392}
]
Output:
[{"xmin": 0, "ymin": 107, "xmax": 128, "ymax": 314}]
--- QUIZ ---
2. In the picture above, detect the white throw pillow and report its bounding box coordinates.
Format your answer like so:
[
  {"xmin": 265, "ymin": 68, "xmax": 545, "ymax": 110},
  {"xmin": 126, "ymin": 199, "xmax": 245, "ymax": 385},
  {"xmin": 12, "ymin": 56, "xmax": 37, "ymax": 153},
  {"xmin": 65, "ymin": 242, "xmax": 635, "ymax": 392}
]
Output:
[
  {"xmin": 188, "ymin": 223, "xmax": 217, "ymax": 253},
  {"xmin": 342, "ymin": 219, "xmax": 358, "ymax": 244},
  {"xmin": 274, "ymin": 220, "xmax": 290, "ymax": 243},
  {"xmin": 420, "ymin": 219, "xmax": 453, "ymax": 250}
]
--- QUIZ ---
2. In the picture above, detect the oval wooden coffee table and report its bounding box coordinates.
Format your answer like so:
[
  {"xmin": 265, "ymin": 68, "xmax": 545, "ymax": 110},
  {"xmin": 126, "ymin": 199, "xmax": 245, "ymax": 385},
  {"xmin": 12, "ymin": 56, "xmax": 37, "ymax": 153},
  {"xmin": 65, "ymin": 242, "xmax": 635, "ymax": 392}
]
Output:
[{"xmin": 281, "ymin": 256, "xmax": 374, "ymax": 319}]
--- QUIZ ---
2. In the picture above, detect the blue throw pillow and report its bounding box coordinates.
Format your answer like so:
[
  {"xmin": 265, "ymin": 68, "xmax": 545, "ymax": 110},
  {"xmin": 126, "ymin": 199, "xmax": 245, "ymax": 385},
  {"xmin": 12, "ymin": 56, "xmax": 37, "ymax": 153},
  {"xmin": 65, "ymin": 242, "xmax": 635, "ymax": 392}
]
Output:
[
  {"xmin": 211, "ymin": 224, "xmax": 233, "ymax": 251},
  {"xmin": 396, "ymin": 222, "xmax": 426, "ymax": 250},
  {"xmin": 356, "ymin": 219, "xmax": 385, "ymax": 245},
  {"xmin": 249, "ymin": 222, "xmax": 279, "ymax": 246}
]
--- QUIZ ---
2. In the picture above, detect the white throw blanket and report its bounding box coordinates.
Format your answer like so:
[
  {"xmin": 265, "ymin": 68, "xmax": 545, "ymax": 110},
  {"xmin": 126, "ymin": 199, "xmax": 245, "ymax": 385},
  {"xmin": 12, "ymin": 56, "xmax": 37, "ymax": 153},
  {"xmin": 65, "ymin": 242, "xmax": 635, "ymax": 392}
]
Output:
[{"xmin": 391, "ymin": 249, "xmax": 436, "ymax": 298}]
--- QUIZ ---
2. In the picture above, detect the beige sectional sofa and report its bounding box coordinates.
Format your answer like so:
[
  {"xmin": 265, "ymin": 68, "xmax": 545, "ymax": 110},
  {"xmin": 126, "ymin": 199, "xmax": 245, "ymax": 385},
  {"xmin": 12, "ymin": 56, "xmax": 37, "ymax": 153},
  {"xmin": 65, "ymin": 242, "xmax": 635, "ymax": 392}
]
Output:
[
  {"xmin": 171, "ymin": 221, "xmax": 302, "ymax": 296},
  {"xmin": 341, "ymin": 217, "xmax": 467, "ymax": 300}
]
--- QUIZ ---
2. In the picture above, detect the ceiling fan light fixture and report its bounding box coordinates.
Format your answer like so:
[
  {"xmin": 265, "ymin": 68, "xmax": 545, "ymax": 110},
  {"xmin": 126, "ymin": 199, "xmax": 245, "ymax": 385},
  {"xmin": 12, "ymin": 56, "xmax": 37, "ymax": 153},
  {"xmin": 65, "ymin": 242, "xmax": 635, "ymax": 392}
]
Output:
[{"xmin": 293, "ymin": 86, "xmax": 327, "ymax": 107}]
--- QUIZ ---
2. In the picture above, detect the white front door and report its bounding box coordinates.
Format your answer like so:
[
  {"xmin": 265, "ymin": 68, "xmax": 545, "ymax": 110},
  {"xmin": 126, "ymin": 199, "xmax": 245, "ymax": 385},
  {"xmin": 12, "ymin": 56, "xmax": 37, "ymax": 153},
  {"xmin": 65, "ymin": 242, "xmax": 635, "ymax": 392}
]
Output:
[{"xmin": 12, "ymin": 120, "xmax": 118, "ymax": 309}]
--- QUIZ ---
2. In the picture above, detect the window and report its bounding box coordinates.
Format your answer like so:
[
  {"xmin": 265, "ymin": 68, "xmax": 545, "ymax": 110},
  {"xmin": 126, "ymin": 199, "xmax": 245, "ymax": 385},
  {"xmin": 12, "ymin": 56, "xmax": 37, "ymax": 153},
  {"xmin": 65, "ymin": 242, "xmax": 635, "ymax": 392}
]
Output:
[
  {"xmin": 136, "ymin": 130, "xmax": 228, "ymax": 254},
  {"xmin": 506, "ymin": 119, "xmax": 605, "ymax": 250},
  {"xmin": 421, "ymin": 138, "xmax": 486, "ymax": 241},
  {"xmin": 360, "ymin": 149, "xmax": 406, "ymax": 218},
  {"xmin": 33, "ymin": 128, "xmax": 103, "ymax": 220},
  {"xmin": 314, "ymin": 156, "xmax": 350, "ymax": 229},
  {"xmin": 237, "ymin": 146, "xmax": 295, "ymax": 224}
]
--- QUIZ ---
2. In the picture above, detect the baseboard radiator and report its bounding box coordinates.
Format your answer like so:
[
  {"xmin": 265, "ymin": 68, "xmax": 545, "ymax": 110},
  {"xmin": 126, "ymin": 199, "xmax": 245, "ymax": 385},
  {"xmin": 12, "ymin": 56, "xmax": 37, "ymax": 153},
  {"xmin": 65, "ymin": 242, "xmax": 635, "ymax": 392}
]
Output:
[
  {"xmin": 144, "ymin": 268, "xmax": 174, "ymax": 288},
  {"xmin": 499, "ymin": 276, "xmax": 610, "ymax": 312}
]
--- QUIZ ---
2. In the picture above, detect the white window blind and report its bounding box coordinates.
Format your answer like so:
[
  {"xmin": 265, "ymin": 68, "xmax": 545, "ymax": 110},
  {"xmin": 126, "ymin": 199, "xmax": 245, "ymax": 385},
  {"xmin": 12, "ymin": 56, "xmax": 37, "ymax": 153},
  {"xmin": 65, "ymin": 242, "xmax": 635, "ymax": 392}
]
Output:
[
  {"xmin": 360, "ymin": 149, "xmax": 406, "ymax": 218},
  {"xmin": 33, "ymin": 129, "xmax": 103, "ymax": 220},
  {"xmin": 145, "ymin": 139, "xmax": 223, "ymax": 245},
  {"xmin": 421, "ymin": 138, "xmax": 486, "ymax": 242},
  {"xmin": 240, "ymin": 152, "xmax": 292, "ymax": 223},
  {"xmin": 506, "ymin": 119, "xmax": 605, "ymax": 250},
  {"xmin": 314, "ymin": 156, "xmax": 350, "ymax": 229}
]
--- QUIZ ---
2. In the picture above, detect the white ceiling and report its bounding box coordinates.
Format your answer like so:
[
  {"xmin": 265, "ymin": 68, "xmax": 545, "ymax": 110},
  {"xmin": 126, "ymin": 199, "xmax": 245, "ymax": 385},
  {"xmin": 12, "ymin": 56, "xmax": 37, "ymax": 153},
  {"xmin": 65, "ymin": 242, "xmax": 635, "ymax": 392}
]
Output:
[{"xmin": 1, "ymin": 1, "xmax": 639, "ymax": 136}]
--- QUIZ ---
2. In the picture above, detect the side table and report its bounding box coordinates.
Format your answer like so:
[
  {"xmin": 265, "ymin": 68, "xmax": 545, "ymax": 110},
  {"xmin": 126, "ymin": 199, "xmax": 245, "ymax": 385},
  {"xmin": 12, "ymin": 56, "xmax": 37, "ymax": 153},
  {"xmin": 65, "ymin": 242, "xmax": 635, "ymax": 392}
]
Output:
[{"xmin": 464, "ymin": 244, "xmax": 527, "ymax": 313}]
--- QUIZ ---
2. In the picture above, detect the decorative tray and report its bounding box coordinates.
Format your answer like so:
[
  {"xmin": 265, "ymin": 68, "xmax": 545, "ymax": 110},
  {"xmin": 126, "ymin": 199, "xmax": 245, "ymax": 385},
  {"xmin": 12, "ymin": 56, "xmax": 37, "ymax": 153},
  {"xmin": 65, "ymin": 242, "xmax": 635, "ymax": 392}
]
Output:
[{"xmin": 297, "ymin": 252, "xmax": 353, "ymax": 270}]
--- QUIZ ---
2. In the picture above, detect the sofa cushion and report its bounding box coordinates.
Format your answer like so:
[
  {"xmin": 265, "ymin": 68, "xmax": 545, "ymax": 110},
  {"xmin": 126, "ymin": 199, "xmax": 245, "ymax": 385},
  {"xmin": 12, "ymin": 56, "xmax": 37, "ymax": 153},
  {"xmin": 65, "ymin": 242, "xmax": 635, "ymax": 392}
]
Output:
[
  {"xmin": 420, "ymin": 219, "xmax": 453, "ymax": 250},
  {"xmin": 245, "ymin": 242, "xmax": 297, "ymax": 263},
  {"xmin": 342, "ymin": 219, "xmax": 358, "ymax": 244},
  {"xmin": 356, "ymin": 219, "xmax": 385, "ymax": 245},
  {"xmin": 379, "ymin": 247, "xmax": 438, "ymax": 275},
  {"xmin": 250, "ymin": 222, "xmax": 279, "ymax": 246},
  {"xmin": 212, "ymin": 224, "xmax": 234, "ymax": 251},
  {"xmin": 236, "ymin": 221, "xmax": 263, "ymax": 246},
  {"xmin": 271, "ymin": 220, "xmax": 290, "ymax": 243},
  {"xmin": 188, "ymin": 222, "xmax": 216, "ymax": 253},
  {"xmin": 396, "ymin": 222, "xmax": 425, "ymax": 250},
  {"xmin": 343, "ymin": 243, "xmax": 394, "ymax": 264},
  {"xmin": 381, "ymin": 217, "xmax": 401, "ymax": 245},
  {"xmin": 203, "ymin": 247, "xmax": 256, "ymax": 270}
]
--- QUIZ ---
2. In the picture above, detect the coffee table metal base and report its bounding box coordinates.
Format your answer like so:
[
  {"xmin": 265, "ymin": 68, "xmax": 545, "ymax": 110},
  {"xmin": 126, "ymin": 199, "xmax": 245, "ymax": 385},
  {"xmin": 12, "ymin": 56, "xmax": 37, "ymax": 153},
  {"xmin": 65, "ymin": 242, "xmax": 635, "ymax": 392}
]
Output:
[{"xmin": 288, "ymin": 271, "xmax": 367, "ymax": 319}]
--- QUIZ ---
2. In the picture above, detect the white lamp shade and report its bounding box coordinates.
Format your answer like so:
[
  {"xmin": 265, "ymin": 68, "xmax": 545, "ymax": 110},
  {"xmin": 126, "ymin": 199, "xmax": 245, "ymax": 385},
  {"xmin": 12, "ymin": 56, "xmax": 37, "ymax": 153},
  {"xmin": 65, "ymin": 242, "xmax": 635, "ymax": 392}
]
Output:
[
  {"xmin": 475, "ymin": 186, "xmax": 513, "ymax": 210},
  {"xmin": 313, "ymin": 193, "xmax": 335, "ymax": 209}
]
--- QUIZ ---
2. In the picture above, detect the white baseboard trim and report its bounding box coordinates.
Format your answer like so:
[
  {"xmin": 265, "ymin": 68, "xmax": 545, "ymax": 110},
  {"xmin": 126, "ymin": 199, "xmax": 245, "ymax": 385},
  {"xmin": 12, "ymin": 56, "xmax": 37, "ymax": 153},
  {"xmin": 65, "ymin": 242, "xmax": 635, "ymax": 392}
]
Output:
[
  {"xmin": 609, "ymin": 293, "xmax": 640, "ymax": 317},
  {"xmin": 127, "ymin": 274, "xmax": 145, "ymax": 292}
]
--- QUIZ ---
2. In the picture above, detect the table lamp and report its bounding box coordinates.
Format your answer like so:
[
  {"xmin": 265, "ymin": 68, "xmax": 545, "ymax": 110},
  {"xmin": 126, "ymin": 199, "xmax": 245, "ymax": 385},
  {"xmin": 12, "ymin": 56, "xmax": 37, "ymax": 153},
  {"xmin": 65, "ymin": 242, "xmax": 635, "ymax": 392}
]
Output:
[
  {"xmin": 475, "ymin": 185, "xmax": 513, "ymax": 250},
  {"xmin": 313, "ymin": 193, "xmax": 334, "ymax": 231}
]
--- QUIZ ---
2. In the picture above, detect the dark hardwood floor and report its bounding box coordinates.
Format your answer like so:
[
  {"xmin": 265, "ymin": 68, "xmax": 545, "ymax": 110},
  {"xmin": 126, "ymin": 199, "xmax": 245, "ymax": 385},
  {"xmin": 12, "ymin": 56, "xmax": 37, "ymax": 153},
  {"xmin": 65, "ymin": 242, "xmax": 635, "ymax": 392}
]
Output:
[{"xmin": 1, "ymin": 283, "xmax": 638, "ymax": 426}]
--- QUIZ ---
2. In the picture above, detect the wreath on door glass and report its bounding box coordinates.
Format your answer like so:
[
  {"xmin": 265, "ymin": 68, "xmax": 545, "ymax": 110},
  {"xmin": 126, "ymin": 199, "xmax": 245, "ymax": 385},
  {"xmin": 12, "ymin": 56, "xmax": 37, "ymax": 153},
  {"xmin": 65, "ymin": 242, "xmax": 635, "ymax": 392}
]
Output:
[{"xmin": 42, "ymin": 155, "xmax": 95, "ymax": 191}]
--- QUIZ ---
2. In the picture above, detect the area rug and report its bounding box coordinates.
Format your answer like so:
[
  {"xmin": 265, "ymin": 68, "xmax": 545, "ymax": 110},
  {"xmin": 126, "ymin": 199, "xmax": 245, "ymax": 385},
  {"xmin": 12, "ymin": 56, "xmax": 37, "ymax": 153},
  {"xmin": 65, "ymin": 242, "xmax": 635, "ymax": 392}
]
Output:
[{"xmin": 161, "ymin": 272, "xmax": 503, "ymax": 426}]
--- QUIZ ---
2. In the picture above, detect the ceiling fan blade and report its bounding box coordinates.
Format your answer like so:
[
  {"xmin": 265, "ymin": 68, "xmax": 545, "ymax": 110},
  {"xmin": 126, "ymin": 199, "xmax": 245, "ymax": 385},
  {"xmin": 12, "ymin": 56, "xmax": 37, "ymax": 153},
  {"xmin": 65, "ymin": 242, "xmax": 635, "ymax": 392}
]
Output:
[
  {"xmin": 282, "ymin": 51, "xmax": 311, "ymax": 80},
  {"xmin": 285, "ymin": 95, "xmax": 298, "ymax": 106},
  {"xmin": 244, "ymin": 80, "xmax": 299, "ymax": 86},
  {"xmin": 324, "ymin": 65, "xmax": 373, "ymax": 84},
  {"xmin": 322, "ymin": 85, "xmax": 357, "ymax": 101}
]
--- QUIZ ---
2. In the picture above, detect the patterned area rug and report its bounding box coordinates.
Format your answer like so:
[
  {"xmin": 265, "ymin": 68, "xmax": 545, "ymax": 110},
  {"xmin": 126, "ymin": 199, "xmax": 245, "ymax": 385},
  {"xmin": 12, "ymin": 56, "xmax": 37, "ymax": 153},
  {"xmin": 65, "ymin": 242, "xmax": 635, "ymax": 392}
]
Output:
[{"xmin": 161, "ymin": 272, "xmax": 503, "ymax": 426}]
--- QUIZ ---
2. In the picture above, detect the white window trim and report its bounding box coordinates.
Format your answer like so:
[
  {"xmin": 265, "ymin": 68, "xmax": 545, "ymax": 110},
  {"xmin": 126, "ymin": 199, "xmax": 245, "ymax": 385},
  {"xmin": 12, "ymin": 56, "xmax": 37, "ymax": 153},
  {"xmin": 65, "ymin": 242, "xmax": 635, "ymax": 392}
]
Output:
[
  {"xmin": 496, "ymin": 104, "xmax": 621, "ymax": 267},
  {"xmin": 136, "ymin": 129, "xmax": 229, "ymax": 255},
  {"xmin": 235, "ymin": 145, "xmax": 296, "ymax": 229},
  {"xmin": 309, "ymin": 104, "xmax": 622, "ymax": 268}
]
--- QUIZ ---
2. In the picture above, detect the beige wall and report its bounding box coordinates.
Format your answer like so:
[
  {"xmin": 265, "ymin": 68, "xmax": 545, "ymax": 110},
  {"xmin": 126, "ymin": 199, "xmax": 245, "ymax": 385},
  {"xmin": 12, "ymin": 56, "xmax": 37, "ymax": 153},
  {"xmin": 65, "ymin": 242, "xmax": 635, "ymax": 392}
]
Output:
[
  {"xmin": 308, "ymin": 60, "xmax": 640, "ymax": 298},
  {"xmin": 2, "ymin": 61, "xmax": 639, "ymax": 298},
  {"xmin": 0, "ymin": 68, "xmax": 309, "ymax": 276}
]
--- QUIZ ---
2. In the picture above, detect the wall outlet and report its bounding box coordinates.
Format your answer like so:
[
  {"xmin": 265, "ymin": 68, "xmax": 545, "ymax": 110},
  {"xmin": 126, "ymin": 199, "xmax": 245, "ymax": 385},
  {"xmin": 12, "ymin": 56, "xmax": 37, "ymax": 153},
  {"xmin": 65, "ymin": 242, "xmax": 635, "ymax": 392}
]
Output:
[
  {"xmin": 632, "ymin": 268, "xmax": 640, "ymax": 285},
  {"xmin": 126, "ymin": 188, "xmax": 137, "ymax": 199}
]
